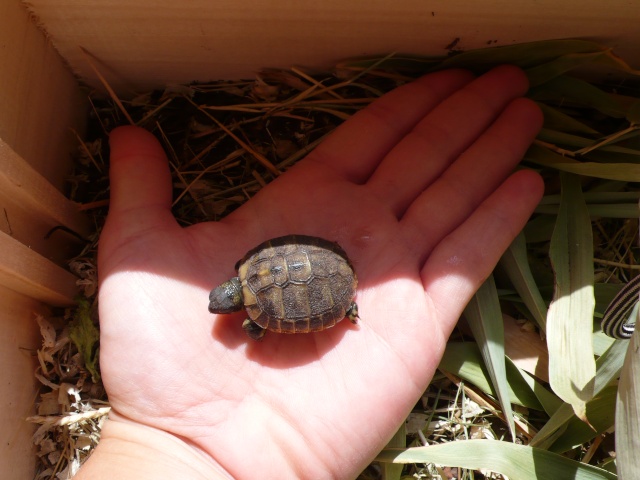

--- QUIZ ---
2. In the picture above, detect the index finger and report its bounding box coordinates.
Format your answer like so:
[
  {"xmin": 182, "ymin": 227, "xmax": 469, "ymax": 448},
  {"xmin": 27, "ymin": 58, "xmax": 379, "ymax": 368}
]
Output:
[{"xmin": 304, "ymin": 69, "xmax": 475, "ymax": 183}]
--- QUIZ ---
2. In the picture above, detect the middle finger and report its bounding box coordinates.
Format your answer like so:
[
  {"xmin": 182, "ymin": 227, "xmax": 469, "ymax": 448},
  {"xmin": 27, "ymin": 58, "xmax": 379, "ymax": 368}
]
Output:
[{"xmin": 365, "ymin": 65, "xmax": 531, "ymax": 217}]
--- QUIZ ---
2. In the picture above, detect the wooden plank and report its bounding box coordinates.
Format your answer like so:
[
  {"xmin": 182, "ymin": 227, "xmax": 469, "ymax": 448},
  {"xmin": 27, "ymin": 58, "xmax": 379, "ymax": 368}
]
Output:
[
  {"xmin": 0, "ymin": 138, "xmax": 89, "ymax": 239},
  {"xmin": 0, "ymin": 0, "xmax": 85, "ymax": 190},
  {"xmin": 0, "ymin": 189, "xmax": 81, "ymax": 267},
  {"xmin": 21, "ymin": 0, "xmax": 640, "ymax": 93},
  {"xmin": 0, "ymin": 286, "xmax": 45, "ymax": 479},
  {"xmin": 0, "ymin": 230, "xmax": 78, "ymax": 306}
]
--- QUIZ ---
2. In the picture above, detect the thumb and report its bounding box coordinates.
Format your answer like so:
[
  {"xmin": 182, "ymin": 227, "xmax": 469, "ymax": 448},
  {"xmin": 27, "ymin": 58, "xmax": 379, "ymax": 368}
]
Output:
[
  {"xmin": 99, "ymin": 126, "xmax": 177, "ymax": 273},
  {"xmin": 107, "ymin": 126, "xmax": 173, "ymax": 214}
]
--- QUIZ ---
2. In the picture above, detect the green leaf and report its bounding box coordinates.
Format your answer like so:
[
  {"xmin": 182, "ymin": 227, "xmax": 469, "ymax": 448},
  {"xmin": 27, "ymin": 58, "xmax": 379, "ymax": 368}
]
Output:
[
  {"xmin": 376, "ymin": 440, "xmax": 617, "ymax": 479},
  {"xmin": 526, "ymin": 51, "xmax": 619, "ymax": 87},
  {"xmin": 438, "ymin": 39, "xmax": 609, "ymax": 73},
  {"xmin": 440, "ymin": 342, "xmax": 545, "ymax": 411},
  {"xmin": 69, "ymin": 296, "xmax": 101, "ymax": 382},
  {"xmin": 626, "ymin": 100, "xmax": 640, "ymax": 125},
  {"xmin": 526, "ymin": 143, "xmax": 640, "ymax": 181},
  {"xmin": 535, "ymin": 203, "xmax": 640, "ymax": 219},
  {"xmin": 530, "ymin": 339, "xmax": 627, "ymax": 449},
  {"xmin": 537, "ymin": 129, "xmax": 640, "ymax": 156},
  {"xmin": 615, "ymin": 325, "xmax": 640, "ymax": 480},
  {"xmin": 537, "ymin": 128, "xmax": 640, "ymax": 158},
  {"xmin": 463, "ymin": 276, "xmax": 516, "ymax": 439},
  {"xmin": 336, "ymin": 55, "xmax": 441, "ymax": 74},
  {"xmin": 540, "ymin": 191, "xmax": 640, "ymax": 206},
  {"xmin": 337, "ymin": 39, "xmax": 613, "ymax": 77},
  {"xmin": 530, "ymin": 76, "xmax": 626, "ymax": 118},
  {"xmin": 549, "ymin": 386, "xmax": 617, "ymax": 453},
  {"xmin": 505, "ymin": 356, "xmax": 563, "ymax": 416},
  {"xmin": 499, "ymin": 232, "xmax": 548, "ymax": 332},
  {"xmin": 593, "ymin": 332, "xmax": 617, "ymax": 357},
  {"xmin": 547, "ymin": 173, "xmax": 596, "ymax": 421},
  {"xmin": 529, "ymin": 402, "xmax": 575, "ymax": 450},
  {"xmin": 381, "ymin": 423, "xmax": 406, "ymax": 480},
  {"xmin": 593, "ymin": 339, "xmax": 628, "ymax": 393},
  {"xmin": 583, "ymin": 148, "xmax": 640, "ymax": 164},
  {"xmin": 537, "ymin": 103, "xmax": 600, "ymax": 135},
  {"xmin": 523, "ymin": 214, "xmax": 557, "ymax": 243},
  {"xmin": 537, "ymin": 128, "xmax": 597, "ymax": 148}
]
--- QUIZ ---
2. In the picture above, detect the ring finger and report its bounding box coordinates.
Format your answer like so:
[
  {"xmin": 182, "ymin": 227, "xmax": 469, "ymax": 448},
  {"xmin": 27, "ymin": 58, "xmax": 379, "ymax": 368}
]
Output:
[
  {"xmin": 365, "ymin": 65, "xmax": 532, "ymax": 218},
  {"xmin": 400, "ymin": 96, "xmax": 543, "ymax": 264}
]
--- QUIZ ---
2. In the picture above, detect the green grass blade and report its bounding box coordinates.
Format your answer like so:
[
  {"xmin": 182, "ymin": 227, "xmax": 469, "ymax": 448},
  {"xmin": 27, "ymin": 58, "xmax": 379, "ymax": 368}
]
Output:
[
  {"xmin": 336, "ymin": 55, "xmax": 441, "ymax": 74},
  {"xmin": 540, "ymin": 191, "xmax": 640, "ymax": 205},
  {"xmin": 69, "ymin": 296, "xmax": 100, "ymax": 382},
  {"xmin": 338, "ymin": 39, "xmax": 613, "ymax": 77},
  {"xmin": 627, "ymin": 99, "xmax": 640, "ymax": 124},
  {"xmin": 549, "ymin": 385, "xmax": 617, "ymax": 454},
  {"xmin": 537, "ymin": 103, "xmax": 601, "ymax": 135},
  {"xmin": 531, "ymin": 338, "xmax": 627, "ymax": 448},
  {"xmin": 499, "ymin": 232, "xmax": 548, "ymax": 331},
  {"xmin": 529, "ymin": 402, "xmax": 574, "ymax": 450},
  {"xmin": 593, "ymin": 339, "xmax": 628, "ymax": 393},
  {"xmin": 526, "ymin": 51, "xmax": 618, "ymax": 87},
  {"xmin": 537, "ymin": 129, "xmax": 640, "ymax": 156},
  {"xmin": 547, "ymin": 172, "xmax": 596, "ymax": 422},
  {"xmin": 587, "ymin": 204, "xmax": 640, "ymax": 218},
  {"xmin": 437, "ymin": 39, "xmax": 608, "ymax": 72},
  {"xmin": 584, "ymin": 149, "xmax": 640, "ymax": 164},
  {"xmin": 376, "ymin": 440, "xmax": 617, "ymax": 479},
  {"xmin": 464, "ymin": 276, "xmax": 516, "ymax": 439},
  {"xmin": 505, "ymin": 356, "xmax": 562, "ymax": 416},
  {"xmin": 593, "ymin": 332, "xmax": 617, "ymax": 357},
  {"xmin": 526, "ymin": 144, "xmax": 640, "ymax": 181},
  {"xmin": 535, "ymin": 203, "xmax": 640, "ymax": 219},
  {"xmin": 381, "ymin": 423, "xmax": 406, "ymax": 480},
  {"xmin": 523, "ymin": 215, "xmax": 557, "ymax": 243},
  {"xmin": 440, "ymin": 342, "xmax": 545, "ymax": 411},
  {"xmin": 530, "ymin": 75, "xmax": 627, "ymax": 118},
  {"xmin": 615, "ymin": 324, "xmax": 640, "ymax": 480},
  {"xmin": 537, "ymin": 128, "xmax": 599, "ymax": 148}
]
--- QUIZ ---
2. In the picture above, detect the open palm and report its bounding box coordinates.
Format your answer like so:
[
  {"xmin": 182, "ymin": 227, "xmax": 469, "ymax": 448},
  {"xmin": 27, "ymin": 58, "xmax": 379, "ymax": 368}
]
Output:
[{"xmin": 97, "ymin": 66, "xmax": 543, "ymax": 479}]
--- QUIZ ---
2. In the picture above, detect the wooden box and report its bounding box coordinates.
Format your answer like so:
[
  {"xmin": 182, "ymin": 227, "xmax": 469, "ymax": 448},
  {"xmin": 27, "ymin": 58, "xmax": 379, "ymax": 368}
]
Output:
[{"xmin": 2, "ymin": 0, "xmax": 639, "ymax": 476}]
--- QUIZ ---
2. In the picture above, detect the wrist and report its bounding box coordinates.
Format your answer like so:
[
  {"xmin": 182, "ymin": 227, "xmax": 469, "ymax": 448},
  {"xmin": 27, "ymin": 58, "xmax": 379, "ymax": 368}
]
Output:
[{"xmin": 73, "ymin": 416, "xmax": 232, "ymax": 480}]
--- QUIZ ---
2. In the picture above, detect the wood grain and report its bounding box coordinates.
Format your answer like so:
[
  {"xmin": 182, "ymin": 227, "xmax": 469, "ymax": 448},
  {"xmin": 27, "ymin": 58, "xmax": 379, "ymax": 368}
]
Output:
[{"xmin": 22, "ymin": 0, "xmax": 640, "ymax": 93}]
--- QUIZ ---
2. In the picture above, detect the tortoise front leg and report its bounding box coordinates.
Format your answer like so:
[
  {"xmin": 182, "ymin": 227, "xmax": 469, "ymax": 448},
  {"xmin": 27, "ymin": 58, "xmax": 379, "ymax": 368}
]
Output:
[{"xmin": 242, "ymin": 319, "xmax": 267, "ymax": 341}]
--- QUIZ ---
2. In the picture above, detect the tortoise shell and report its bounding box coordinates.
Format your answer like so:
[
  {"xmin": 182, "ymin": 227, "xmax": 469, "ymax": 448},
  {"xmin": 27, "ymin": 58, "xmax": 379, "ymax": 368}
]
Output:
[{"xmin": 208, "ymin": 234, "xmax": 358, "ymax": 339}]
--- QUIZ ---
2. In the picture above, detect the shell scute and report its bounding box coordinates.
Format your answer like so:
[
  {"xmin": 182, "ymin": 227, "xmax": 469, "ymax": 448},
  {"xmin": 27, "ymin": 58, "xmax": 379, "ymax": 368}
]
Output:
[{"xmin": 212, "ymin": 234, "xmax": 358, "ymax": 338}]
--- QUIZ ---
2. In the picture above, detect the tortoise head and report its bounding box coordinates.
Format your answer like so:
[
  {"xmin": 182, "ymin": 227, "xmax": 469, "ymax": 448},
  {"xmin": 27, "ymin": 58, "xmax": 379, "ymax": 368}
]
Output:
[{"xmin": 208, "ymin": 277, "xmax": 244, "ymax": 314}]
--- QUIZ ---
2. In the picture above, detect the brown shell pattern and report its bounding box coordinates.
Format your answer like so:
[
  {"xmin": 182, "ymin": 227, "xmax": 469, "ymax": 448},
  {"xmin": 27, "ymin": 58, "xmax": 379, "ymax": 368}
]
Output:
[{"xmin": 236, "ymin": 235, "xmax": 357, "ymax": 333}]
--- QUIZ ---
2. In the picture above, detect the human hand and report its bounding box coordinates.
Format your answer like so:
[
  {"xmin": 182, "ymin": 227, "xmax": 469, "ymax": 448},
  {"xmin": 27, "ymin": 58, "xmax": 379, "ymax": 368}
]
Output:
[{"xmin": 88, "ymin": 65, "xmax": 543, "ymax": 479}]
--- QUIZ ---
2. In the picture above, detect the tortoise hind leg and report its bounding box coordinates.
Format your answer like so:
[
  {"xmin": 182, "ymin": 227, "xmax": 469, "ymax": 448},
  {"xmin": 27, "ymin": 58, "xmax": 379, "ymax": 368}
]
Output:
[
  {"xmin": 242, "ymin": 319, "xmax": 266, "ymax": 341},
  {"xmin": 346, "ymin": 302, "xmax": 359, "ymax": 324}
]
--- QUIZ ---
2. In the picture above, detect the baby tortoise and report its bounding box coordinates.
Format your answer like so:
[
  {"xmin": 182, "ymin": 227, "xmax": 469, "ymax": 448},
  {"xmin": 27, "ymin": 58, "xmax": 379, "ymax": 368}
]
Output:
[{"xmin": 208, "ymin": 234, "xmax": 359, "ymax": 340}]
